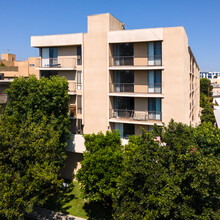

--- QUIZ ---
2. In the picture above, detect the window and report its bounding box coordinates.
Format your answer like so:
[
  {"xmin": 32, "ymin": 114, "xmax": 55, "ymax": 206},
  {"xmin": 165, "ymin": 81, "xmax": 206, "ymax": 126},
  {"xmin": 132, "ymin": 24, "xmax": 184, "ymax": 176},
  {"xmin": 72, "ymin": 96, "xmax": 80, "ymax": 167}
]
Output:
[
  {"xmin": 40, "ymin": 70, "xmax": 58, "ymax": 78},
  {"xmin": 77, "ymin": 71, "xmax": 82, "ymax": 90},
  {"xmin": 148, "ymin": 98, "xmax": 161, "ymax": 120},
  {"xmin": 113, "ymin": 43, "xmax": 134, "ymax": 65},
  {"xmin": 148, "ymin": 42, "xmax": 162, "ymax": 65},
  {"xmin": 29, "ymin": 64, "xmax": 35, "ymax": 67},
  {"xmin": 77, "ymin": 95, "xmax": 82, "ymax": 114},
  {"xmin": 0, "ymin": 73, "xmax": 4, "ymax": 80},
  {"xmin": 114, "ymin": 123, "xmax": 135, "ymax": 138},
  {"xmin": 41, "ymin": 47, "xmax": 58, "ymax": 67},
  {"xmin": 148, "ymin": 70, "xmax": 162, "ymax": 93},
  {"xmin": 77, "ymin": 46, "xmax": 82, "ymax": 65}
]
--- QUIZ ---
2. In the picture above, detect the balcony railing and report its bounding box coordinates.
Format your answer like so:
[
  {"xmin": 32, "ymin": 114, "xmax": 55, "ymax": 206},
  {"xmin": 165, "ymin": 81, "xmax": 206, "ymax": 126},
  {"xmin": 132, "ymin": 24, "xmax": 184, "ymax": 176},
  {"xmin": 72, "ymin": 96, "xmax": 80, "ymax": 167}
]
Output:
[
  {"xmin": 36, "ymin": 58, "xmax": 76, "ymax": 69},
  {"xmin": 109, "ymin": 55, "xmax": 162, "ymax": 67},
  {"xmin": 109, "ymin": 109, "xmax": 162, "ymax": 121},
  {"xmin": 109, "ymin": 83, "xmax": 162, "ymax": 94}
]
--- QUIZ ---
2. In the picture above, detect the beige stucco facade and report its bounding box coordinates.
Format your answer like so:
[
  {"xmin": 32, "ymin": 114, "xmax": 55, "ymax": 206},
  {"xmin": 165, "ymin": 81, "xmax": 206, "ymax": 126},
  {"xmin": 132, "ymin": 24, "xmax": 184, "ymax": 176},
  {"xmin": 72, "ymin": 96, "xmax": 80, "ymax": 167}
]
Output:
[
  {"xmin": 0, "ymin": 54, "xmax": 40, "ymax": 79},
  {"xmin": 31, "ymin": 13, "xmax": 200, "ymax": 179}
]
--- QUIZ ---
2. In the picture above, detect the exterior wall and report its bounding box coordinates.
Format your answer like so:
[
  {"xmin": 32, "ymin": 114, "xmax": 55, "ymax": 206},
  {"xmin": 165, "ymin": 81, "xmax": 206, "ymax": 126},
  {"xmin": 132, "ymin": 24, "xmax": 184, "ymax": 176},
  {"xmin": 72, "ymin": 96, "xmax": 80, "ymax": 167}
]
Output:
[
  {"xmin": 31, "ymin": 33, "xmax": 83, "ymax": 47},
  {"xmin": 134, "ymin": 42, "xmax": 148, "ymax": 66},
  {"xmin": 83, "ymin": 13, "xmax": 124, "ymax": 134},
  {"xmin": 162, "ymin": 27, "xmax": 190, "ymax": 125},
  {"xmin": 134, "ymin": 70, "xmax": 148, "ymax": 93},
  {"xmin": 59, "ymin": 152, "xmax": 83, "ymax": 180},
  {"xmin": 0, "ymin": 54, "xmax": 40, "ymax": 79},
  {"xmin": 135, "ymin": 124, "xmax": 148, "ymax": 135}
]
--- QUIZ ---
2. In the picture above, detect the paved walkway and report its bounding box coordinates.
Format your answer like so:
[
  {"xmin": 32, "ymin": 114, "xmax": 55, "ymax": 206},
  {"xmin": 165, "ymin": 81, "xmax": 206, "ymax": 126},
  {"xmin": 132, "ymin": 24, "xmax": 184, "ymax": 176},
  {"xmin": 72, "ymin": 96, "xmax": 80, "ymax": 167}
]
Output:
[{"xmin": 26, "ymin": 207, "xmax": 87, "ymax": 220}]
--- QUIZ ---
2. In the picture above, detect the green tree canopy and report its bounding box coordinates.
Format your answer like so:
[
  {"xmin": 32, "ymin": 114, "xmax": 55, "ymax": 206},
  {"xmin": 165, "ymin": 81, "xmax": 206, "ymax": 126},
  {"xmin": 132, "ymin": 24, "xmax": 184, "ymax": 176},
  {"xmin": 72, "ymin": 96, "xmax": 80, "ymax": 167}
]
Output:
[
  {"xmin": 113, "ymin": 121, "xmax": 220, "ymax": 219},
  {"xmin": 200, "ymin": 78, "xmax": 213, "ymax": 97},
  {"xmin": 76, "ymin": 131, "xmax": 124, "ymax": 219},
  {"xmin": 77, "ymin": 120, "xmax": 220, "ymax": 219},
  {"xmin": 0, "ymin": 76, "xmax": 70, "ymax": 219}
]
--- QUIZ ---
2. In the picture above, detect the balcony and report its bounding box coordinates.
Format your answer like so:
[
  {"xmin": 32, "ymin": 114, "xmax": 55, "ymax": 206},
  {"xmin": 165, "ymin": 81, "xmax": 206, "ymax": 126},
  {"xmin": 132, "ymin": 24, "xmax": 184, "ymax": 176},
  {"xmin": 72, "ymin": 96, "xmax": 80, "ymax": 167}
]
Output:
[
  {"xmin": 69, "ymin": 104, "xmax": 76, "ymax": 118},
  {"xmin": 109, "ymin": 83, "xmax": 162, "ymax": 96},
  {"xmin": 109, "ymin": 56, "xmax": 162, "ymax": 70},
  {"xmin": 36, "ymin": 58, "xmax": 76, "ymax": 70},
  {"xmin": 109, "ymin": 109, "xmax": 162, "ymax": 124}
]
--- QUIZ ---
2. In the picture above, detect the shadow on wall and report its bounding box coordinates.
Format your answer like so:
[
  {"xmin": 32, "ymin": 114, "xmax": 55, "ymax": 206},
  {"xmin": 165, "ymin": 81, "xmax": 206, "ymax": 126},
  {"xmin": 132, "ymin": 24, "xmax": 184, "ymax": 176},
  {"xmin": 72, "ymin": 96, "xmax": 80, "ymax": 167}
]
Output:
[{"xmin": 59, "ymin": 152, "xmax": 83, "ymax": 180}]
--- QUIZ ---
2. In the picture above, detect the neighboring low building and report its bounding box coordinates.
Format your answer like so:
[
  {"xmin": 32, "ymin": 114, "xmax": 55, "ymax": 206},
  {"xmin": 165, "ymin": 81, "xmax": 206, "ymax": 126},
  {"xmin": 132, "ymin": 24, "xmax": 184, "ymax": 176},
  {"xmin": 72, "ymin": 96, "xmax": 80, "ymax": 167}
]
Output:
[
  {"xmin": 30, "ymin": 13, "xmax": 200, "ymax": 179},
  {"xmin": 0, "ymin": 53, "xmax": 40, "ymax": 80},
  {"xmin": 200, "ymin": 71, "xmax": 220, "ymax": 80}
]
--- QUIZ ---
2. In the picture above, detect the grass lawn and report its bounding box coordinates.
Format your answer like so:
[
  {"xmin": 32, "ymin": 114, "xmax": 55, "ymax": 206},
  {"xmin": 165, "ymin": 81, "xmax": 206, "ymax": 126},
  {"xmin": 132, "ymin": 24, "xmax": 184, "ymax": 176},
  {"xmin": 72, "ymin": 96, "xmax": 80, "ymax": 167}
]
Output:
[{"xmin": 43, "ymin": 181, "xmax": 87, "ymax": 219}]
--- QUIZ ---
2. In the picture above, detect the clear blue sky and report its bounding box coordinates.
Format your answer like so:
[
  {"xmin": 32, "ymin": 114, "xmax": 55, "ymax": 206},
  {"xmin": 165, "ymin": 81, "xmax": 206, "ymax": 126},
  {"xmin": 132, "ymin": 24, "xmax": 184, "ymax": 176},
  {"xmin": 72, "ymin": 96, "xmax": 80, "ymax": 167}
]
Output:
[{"xmin": 1, "ymin": 0, "xmax": 219, "ymax": 71}]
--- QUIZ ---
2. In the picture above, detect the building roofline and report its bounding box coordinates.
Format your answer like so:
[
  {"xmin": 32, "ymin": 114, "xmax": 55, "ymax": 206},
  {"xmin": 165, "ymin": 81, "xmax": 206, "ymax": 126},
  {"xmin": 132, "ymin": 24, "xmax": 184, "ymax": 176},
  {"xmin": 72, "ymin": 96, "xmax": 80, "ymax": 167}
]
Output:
[{"xmin": 188, "ymin": 46, "xmax": 200, "ymax": 70}]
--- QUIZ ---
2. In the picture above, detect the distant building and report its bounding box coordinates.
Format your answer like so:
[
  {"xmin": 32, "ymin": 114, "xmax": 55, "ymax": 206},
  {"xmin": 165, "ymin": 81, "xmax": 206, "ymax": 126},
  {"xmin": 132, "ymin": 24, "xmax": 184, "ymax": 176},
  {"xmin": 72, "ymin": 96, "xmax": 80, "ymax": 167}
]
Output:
[
  {"xmin": 200, "ymin": 71, "xmax": 220, "ymax": 79},
  {"xmin": 0, "ymin": 53, "xmax": 40, "ymax": 80}
]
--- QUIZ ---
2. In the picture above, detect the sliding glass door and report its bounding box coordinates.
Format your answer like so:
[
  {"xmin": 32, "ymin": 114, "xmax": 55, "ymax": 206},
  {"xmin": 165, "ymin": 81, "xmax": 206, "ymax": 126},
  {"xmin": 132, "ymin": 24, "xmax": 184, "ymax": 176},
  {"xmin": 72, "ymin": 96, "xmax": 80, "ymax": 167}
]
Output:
[
  {"xmin": 148, "ymin": 71, "xmax": 162, "ymax": 93},
  {"xmin": 148, "ymin": 98, "xmax": 161, "ymax": 120},
  {"xmin": 148, "ymin": 42, "xmax": 162, "ymax": 65}
]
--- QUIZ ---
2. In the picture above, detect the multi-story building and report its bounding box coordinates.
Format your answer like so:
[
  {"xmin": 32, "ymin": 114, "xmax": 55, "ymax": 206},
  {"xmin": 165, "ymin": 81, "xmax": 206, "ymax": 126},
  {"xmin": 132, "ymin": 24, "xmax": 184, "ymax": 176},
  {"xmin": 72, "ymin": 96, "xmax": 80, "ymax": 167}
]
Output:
[
  {"xmin": 200, "ymin": 71, "xmax": 220, "ymax": 80},
  {"xmin": 31, "ymin": 13, "xmax": 200, "ymax": 179},
  {"xmin": 0, "ymin": 53, "xmax": 40, "ymax": 80}
]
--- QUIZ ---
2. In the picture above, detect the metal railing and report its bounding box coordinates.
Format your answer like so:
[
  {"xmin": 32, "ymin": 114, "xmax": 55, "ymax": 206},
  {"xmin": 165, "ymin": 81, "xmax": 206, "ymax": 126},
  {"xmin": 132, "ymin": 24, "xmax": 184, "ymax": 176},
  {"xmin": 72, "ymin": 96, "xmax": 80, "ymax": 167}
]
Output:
[
  {"xmin": 36, "ymin": 58, "xmax": 76, "ymax": 68},
  {"xmin": 109, "ymin": 55, "xmax": 162, "ymax": 66},
  {"xmin": 147, "ymin": 83, "xmax": 162, "ymax": 93},
  {"xmin": 109, "ymin": 83, "xmax": 162, "ymax": 94},
  {"xmin": 109, "ymin": 109, "xmax": 162, "ymax": 121}
]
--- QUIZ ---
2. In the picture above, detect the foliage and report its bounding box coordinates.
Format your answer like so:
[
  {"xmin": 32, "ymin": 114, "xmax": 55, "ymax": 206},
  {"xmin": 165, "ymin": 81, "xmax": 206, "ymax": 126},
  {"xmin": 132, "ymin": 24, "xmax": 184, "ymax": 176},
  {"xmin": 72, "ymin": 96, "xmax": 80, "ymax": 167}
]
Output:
[
  {"xmin": 200, "ymin": 78, "xmax": 215, "ymax": 124},
  {"xmin": 194, "ymin": 122, "xmax": 220, "ymax": 156},
  {"xmin": 0, "ymin": 75, "xmax": 70, "ymax": 219},
  {"xmin": 43, "ymin": 181, "xmax": 87, "ymax": 219},
  {"xmin": 0, "ymin": 63, "xmax": 5, "ymax": 66},
  {"xmin": 201, "ymin": 103, "xmax": 216, "ymax": 125},
  {"xmin": 113, "ymin": 121, "xmax": 220, "ymax": 219},
  {"xmin": 76, "ymin": 131, "xmax": 124, "ymax": 219},
  {"xmin": 200, "ymin": 78, "xmax": 213, "ymax": 97}
]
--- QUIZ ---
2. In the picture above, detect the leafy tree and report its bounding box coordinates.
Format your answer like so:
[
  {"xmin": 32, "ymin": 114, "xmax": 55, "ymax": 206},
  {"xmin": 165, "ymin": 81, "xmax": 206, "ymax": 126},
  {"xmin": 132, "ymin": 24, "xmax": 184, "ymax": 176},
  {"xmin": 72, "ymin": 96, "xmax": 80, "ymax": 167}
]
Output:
[
  {"xmin": 200, "ymin": 103, "xmax": 216, "ymax": 125},
  {"xmin": 200, "ymin": 78, "xmax": 213, "ymax": 97},
  {"xmin": 0, "ymin": 76, "xmax": 70, "ymax": 219},
  {"xmin": 194, "ymin": 122, "xmax": 220, "ymax": 156},
  {"xmin": 77, "ymin": 131, "xmax": 124, "ymax": 219},
  {"xmin": 113, "ymin": 121, "xmax": 220, "ymax": 219}
]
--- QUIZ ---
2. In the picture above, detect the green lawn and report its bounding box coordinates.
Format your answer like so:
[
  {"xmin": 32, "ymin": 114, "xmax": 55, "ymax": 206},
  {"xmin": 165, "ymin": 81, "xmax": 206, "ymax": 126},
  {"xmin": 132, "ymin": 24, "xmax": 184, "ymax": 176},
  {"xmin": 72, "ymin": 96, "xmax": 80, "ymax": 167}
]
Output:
[{"xmin": 44, "ymin": 181, "xmax": 87, "ymax": 219}]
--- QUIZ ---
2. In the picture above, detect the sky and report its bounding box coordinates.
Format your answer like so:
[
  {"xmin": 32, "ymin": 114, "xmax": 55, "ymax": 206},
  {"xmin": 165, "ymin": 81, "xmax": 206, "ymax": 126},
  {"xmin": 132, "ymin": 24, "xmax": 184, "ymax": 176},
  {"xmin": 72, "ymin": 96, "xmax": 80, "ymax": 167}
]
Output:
[{"xmin": 1, "ymin": 0, "xmax": 219, "ymax": 71}]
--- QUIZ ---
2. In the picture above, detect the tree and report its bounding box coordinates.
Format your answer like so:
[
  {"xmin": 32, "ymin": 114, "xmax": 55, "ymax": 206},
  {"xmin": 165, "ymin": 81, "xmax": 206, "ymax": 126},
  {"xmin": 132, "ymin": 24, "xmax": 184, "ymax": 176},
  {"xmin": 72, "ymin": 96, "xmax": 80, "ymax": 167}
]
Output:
[
  {"xmin": 200, "ymin": 103, "xmax": 216, "ymax": 125},
  {"xmin": 0, "ymin": 76, "xmax": 70, "ymax": 219},
  {"xmin": 113, "ymin": 121, "xmax": 220, "ymax": 219},
  {"xmin": 76, "ymin": 131, "xmax": 124, "ymax": 219},
  {"xmin": 200, "ymin": 78, "xmax": 213, "ymax": 97}
]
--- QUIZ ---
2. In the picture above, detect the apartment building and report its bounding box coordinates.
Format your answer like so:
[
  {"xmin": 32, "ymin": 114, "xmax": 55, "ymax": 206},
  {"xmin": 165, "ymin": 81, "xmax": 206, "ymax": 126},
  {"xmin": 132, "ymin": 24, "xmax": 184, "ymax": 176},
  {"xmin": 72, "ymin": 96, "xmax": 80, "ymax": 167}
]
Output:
[
  {"xmin": 31, "ymin": 13, "xmax": 200, "ymax": 179},
  {"xmin": 200, "ymin": 71, "xmax": 220, "ymax": 80},
  {"xmin": 0, "ymin": 53, "xmax": 40, "ymax": 80}
]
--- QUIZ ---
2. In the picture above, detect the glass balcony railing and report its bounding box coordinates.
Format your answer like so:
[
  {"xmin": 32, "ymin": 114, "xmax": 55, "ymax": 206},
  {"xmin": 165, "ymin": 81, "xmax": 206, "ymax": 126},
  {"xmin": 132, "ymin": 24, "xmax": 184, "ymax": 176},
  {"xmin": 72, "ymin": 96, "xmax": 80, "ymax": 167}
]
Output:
[
  {"xmin": 109, "ymin": 109, "xmax": 162, "ymax": 121},
  {"xmin": 36, "ymin": 58, "xmax": 76, "ymax": 69},
  {"xmin": 109, "ymin": 55, "xmax": 162, "ymax": 67},
  {"xmin": 109, "ymin": 83, "xmax": 162, "ymax": 94}
]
